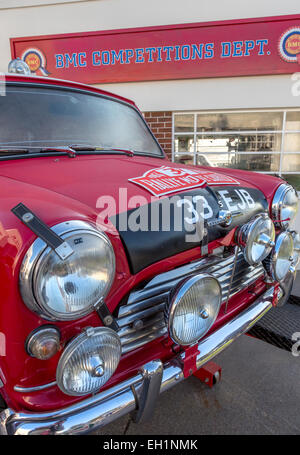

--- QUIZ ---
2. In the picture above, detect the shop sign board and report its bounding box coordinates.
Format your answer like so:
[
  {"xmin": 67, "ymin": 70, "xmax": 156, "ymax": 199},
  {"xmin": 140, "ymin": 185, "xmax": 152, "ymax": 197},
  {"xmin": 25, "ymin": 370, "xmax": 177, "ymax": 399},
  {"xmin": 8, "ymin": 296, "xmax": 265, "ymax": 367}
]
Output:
[{"xmin": 10, "ymin": 15, "xmax": 300, "ymax": 84}]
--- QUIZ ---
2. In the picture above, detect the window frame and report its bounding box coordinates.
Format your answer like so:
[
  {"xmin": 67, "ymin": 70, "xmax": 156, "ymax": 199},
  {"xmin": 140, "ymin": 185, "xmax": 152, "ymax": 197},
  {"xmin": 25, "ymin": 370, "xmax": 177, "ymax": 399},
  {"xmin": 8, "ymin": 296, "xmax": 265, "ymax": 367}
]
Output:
[{"xmin": 172, "ymin": 108, "xmax": 300, "ymax": 176}]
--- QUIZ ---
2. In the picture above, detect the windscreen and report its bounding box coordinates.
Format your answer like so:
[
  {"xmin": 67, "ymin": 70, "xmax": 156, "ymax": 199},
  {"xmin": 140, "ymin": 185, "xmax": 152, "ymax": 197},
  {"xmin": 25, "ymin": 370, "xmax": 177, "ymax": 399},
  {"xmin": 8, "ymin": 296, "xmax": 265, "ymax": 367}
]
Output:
[{"xmin": 0, "ymin": 85, "xmax": 163, "ymax": 156}]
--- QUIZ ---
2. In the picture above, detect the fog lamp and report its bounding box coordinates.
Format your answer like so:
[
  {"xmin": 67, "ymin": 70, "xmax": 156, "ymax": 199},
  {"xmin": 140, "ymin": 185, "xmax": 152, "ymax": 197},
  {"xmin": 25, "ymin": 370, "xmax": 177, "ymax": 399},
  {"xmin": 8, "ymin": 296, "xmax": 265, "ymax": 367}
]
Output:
[
  {"xmin": 26, "ymin": 326, "xmax": 60, "ymax": 360},
  {"xmin": 56, "ymin": 327, "xmax": 121, "ymax": 396},
  {"xmin": 263, "ymin": 232, "xmax": 294, "ymax": 282},
  {"xmin": 166, "ymin": 274, "xmax": 222, "ymax": 346},
  {"xmin": 236, "ymin": 214, "xmax": 275, "ymax": 265}
]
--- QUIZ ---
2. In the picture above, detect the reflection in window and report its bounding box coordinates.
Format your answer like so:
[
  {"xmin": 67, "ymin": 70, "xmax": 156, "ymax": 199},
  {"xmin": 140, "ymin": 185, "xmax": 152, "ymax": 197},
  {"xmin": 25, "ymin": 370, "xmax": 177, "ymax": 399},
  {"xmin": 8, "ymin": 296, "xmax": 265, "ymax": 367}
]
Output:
[
  {"xmin": 174, "ymin": 136, "xmax": 195, "ymax": 165},
  {"xmin": 196, "ymin": 133, "xmax": 281, "ymax": 152},
  {"xmin": 282, "ymin": 154, "xmax": 300, "ymax": 172},
  {"xmin": 194, "ymin": 152, "xmax": 280, "ymax": 172},
  {"xmin": 286, "ymin": 112, "xmax": 300, "ymax": 131},
  {"xmin": 196, "ymin": 112, "xmax": 283, "ymax": 132},
  {"xmin": 174, "ymin": 114, "xmax": 194, "ymax": 132},
  {"xmin": 283, "ymin": 133, "xmax": 300, "ymax": 153},
  {"xmin": 173, "ymin": 110, "xmax": 300, "ymax": 190}
]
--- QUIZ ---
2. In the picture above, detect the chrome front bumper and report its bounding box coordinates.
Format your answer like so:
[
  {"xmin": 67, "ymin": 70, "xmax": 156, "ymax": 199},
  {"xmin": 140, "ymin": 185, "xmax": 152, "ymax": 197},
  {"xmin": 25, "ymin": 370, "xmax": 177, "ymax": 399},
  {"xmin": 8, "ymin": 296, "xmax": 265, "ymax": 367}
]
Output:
[{"xmin": 0, "ymin": 287, "xmax": 274, "ymax": 435}]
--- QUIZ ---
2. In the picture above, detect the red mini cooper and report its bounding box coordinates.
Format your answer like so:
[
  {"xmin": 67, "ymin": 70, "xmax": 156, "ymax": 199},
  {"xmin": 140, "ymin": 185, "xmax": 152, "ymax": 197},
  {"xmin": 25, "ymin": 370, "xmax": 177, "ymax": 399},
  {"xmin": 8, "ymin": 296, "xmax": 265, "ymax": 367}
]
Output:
[{"xmin": 0, "ymin": 60, "xmax": 299, "ymax": 435}]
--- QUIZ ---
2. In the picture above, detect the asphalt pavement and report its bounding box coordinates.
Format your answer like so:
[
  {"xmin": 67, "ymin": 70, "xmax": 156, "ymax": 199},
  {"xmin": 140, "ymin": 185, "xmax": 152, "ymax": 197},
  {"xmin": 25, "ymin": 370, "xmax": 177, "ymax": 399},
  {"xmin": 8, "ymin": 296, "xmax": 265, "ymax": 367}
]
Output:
[{"xmin": 93, "ymin": 273, "xmax": 300, "ymax": 435}]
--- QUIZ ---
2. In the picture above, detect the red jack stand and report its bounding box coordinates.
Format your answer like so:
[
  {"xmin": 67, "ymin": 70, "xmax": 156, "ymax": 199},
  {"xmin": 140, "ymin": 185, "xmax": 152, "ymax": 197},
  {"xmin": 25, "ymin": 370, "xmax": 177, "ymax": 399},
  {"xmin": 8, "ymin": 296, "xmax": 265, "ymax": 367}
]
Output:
[{"xmin": 193, "ymin": 361, "xmax": 222, "ymax": 388}]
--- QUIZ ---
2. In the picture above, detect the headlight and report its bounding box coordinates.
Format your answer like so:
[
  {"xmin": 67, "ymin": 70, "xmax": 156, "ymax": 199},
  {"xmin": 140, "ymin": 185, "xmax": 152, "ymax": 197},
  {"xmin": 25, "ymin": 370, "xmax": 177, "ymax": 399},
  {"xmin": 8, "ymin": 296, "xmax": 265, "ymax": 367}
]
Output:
[
  {"xmin": 272, "ymin": 184, "xmax": 299, "ymax": 229},
  {"xmin": 263, "ymin": 231, "xmax": 294, "ymax": 282},
  {"xmin": 56, "ymin": 327, "xmax": 121, "ymax": 396},
  {"xmin": 20, "ymin": 221, "xmax": 115, "ymax": 321},
  {"xmin": 236, "ymin": 214, "xmax": 275, "ymax": 265},
  {"xmin": 166, "ymin": 274, "xmax": 222, "ymax": 346}
]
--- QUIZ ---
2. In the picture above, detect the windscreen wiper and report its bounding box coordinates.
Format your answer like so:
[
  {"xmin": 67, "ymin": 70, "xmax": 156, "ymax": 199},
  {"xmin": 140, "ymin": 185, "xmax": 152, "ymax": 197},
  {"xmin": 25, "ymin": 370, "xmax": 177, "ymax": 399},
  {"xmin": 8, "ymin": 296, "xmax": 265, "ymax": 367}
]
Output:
[
  {"xmin": 40, "ymin": 145, "xmax": 135, "ymax": 158},
  {"xmin": 0, "ymin": 148, "xmax": 29, "ymax": 156},
  {"xmin": 0, "ymin": 147, "xmax": 75, "ymax": 160},
  {"xmin": 0, "ymin": 145, "xmax": 137, "ymax": 160},
  {"xmin": 40, "ymin": 146, "xmax": 77, "ymax": 158},
  {"xmin": 69, "ymin": 145, "xmax": 135, "ymax": 157},
  {"xmin": 93, "ymin": 146, "xmax": 135, "ymax": 157}
]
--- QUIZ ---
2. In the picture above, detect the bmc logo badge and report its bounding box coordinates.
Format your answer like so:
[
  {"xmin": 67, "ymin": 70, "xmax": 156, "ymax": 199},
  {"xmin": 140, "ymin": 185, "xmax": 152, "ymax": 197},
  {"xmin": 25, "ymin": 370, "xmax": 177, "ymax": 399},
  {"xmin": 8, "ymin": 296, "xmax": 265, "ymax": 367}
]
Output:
[
  {"xmin": 278, "ymin": 27, "xmax": 300, "ymax": 63},
  {"xmin": 21, "ymin": 48, "xmax": 50, "ymax": 76},
  {"xmin": 129, "ymin": 166, "xmax": 240, "ymax": 197}
]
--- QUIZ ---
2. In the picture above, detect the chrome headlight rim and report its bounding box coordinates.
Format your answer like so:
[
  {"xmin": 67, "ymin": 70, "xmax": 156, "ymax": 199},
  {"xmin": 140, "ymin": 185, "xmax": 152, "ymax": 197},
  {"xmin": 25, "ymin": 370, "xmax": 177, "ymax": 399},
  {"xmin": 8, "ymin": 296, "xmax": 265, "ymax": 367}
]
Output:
[
  {"xmin": 272, "ymin": 183, "xmax": 299, "ymax": 229},
  {"xmin": 264, "ymin": 231, "xmax": 294, "ymax": 282},
  {"xmin": 19, "ymin": 220, "xmax": 116, "ymax": 321},
  {"xmin": 167, "ymin": 273, "xmax": 222, "ymax": 346},
  {"xmin": 291, "ymin": 230, "xmax": 300, "ymax": 268},
  {"xmin": 56, "ymin": 326, "xmax": 122, "ymax": 397}
]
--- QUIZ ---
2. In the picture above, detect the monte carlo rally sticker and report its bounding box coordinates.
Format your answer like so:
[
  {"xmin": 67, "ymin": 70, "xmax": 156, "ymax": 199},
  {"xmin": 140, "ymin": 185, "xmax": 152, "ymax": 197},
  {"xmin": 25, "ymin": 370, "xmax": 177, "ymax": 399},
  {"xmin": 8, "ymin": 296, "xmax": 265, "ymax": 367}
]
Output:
[{"xmin": 128, "ymin": 166, "xmax": 240, "ymax": 197}]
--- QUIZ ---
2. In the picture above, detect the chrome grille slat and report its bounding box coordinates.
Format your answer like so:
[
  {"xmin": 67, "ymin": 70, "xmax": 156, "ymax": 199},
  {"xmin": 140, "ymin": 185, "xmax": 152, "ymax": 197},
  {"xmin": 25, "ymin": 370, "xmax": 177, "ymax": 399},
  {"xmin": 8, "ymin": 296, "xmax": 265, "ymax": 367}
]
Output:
[
  {"xmin": 127, "ymin": 255, "xmax": 224, "ymax": 304},
  {"xmin": 117, "ymin": 251, "xmax": 265, "ymax": 353},
  {"xmin": 117, "ymin": 302, "xmax": 166, "ymax": 328},
  {"xmin": 118, "ymin": 291, "xmax": 169, "ymax": 317},
  {"xmin": 121, "ymin": 327, "xmax": 168, "ymax": 354},
  {"xmin": 117, "ymin": 312, "xmax": 165, "ymax": 338},
  {"xmin": 120, "ymin": 318, "xmax": 166, "ymax": 346}
]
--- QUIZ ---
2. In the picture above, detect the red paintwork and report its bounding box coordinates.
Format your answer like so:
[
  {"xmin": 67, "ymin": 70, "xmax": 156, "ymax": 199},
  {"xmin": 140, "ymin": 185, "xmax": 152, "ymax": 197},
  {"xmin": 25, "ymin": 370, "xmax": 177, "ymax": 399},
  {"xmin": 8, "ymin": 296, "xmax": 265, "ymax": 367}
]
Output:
[
  {"xmin": 10, "ymin": 14, "xmax": 300, "ymax": 84},
  {"xmin": 182, "ymin": 344, "xmax": 200, "ymax": 378},
  {"xmin": 193, "ymin": 361, "xmax": 222, "ymax": 388},
  {"xmin": 0, "ymin": 75, "xmax": 284, "ymax": 413}
]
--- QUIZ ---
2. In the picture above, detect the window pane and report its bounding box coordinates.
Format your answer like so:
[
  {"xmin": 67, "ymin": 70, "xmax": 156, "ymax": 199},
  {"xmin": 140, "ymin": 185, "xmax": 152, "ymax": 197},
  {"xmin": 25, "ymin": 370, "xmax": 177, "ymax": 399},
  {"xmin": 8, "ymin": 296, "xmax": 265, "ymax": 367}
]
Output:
[
  {"xmin": 175, "ymin": 154, "xmax": 194, "ymax": 165},
  {"xmin": 281, "ymin": 174, "xmax": 300, "ymax": 191},
  {"xmin": 232, "ymin": 153, "xmax": 280, "ymax": 172},
  {"xmin": 286, "ymin": 112, "xmax": 300, "ymax": 131},
  {"xmin": 175, "ymin": 136, "xmax": 194, "ymax": 154},
  {"xmin": 196, "ymin": 154, "xmax": 216, "ymax": 167},
  {"xmin": 196, "ymin": 133, "xmax": 281, "ymax": 152},
  {"xmin": 174, "ymin": 114, "xmax": 194, "ymax": 132},
  {"xmin": 283, "ymin": 133, "xmax": 300, "ymax": 152},
  {"xmin": 196, "ymin": 152, "xmax": 280, "ymax": 172},
  {"xmin": 282, "ymin": 154, "xmax": 300, "ymax": 172},
  {"xmin": 196, "ymin": 153, "xmax": 230, "ymax": 168},
  {"xmin": 197, "ymin": 112, "xmax": 283, "ymax": 133}
]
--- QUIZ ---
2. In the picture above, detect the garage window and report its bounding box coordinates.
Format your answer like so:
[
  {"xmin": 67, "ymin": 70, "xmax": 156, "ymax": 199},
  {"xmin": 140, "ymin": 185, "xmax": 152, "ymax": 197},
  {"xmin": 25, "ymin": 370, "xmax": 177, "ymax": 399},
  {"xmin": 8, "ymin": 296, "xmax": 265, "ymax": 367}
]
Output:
[{"xmin": 173, "ymin": 110, "xmax": 300, "ymax": 190}]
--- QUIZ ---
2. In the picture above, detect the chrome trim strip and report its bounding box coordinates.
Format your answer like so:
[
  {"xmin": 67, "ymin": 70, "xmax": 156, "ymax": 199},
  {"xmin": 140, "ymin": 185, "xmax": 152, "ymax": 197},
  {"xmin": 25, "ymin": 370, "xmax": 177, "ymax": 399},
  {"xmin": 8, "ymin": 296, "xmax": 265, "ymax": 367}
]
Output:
[
  {"xmin": 1, "ymin": 287, "xmax": 274, "ymax": 435},
  {"xmin": 121, "ymin": 327, "xmax": 167, "ymax": 354},
  {"xmin": 14, "ymin": 382, "xmax": 57, "ymax": 393}
]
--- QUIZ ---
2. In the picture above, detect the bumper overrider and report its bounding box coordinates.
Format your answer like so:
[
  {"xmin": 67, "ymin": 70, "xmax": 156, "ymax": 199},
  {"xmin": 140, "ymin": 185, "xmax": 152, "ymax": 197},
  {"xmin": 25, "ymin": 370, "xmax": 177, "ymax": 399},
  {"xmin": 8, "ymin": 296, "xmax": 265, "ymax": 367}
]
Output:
[{"xmin": 0, "ymin": 287, "xmax": 275, "ymax": 435}]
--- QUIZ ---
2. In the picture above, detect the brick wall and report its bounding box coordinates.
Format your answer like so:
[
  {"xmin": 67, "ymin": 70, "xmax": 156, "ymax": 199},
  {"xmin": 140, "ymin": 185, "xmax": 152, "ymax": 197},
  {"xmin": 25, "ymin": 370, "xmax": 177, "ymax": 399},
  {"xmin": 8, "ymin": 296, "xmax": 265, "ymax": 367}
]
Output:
[{"xmin": 143, "ymin": 111, "xmax": 172, "ymax": 160}]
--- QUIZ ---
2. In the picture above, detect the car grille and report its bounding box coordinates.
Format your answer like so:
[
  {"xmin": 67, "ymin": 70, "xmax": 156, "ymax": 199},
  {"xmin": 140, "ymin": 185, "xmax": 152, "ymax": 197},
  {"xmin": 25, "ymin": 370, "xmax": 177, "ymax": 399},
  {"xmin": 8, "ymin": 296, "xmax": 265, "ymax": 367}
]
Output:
[{"xmin": 116, "ymin": 251, "xmax": 265, "ymax": 354}]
